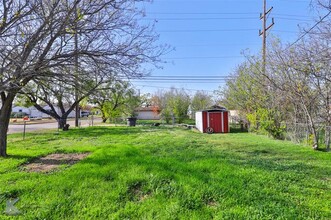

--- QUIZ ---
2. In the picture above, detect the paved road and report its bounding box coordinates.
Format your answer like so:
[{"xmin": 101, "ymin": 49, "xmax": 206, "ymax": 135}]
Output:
[{"xmin": 8, "ymin": 117, "xmax": 102, "ymax": 134}]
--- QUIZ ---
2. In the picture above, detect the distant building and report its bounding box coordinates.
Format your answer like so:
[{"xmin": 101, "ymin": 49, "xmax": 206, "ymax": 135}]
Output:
[
  {"xmin": 12, "ymin": 105, "xmax": 77, "ymax": 118},
  {"xmin": 229, "ymin": 110, "xmax": 240, "ymax": 123},
  {"xmin": 135, "ymin": 106, "xmax": 161, "ymax": 120},
  {"xmin": 12, "ymin": 106, "xmax": 31, "ymax": 115}
]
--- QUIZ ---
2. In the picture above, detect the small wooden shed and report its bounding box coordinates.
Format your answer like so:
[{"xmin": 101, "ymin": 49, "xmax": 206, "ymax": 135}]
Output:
[{"xmin": 195, "ymin": 107, "xmax": 230, "ymax": 133}]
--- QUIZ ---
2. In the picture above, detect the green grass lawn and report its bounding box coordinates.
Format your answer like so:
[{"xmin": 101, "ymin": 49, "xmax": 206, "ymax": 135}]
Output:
[{"xmin": 0, "ymin": 126, "xmax": 330, "ymax": 219}]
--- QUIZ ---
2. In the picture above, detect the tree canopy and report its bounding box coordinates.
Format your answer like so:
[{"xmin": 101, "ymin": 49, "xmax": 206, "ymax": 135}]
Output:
[{"xmin": 0, "ymin": 0, "xmax": 164, "ymax": 157}]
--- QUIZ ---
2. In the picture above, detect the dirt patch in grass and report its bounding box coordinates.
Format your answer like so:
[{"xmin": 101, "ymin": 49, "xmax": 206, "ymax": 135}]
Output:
[
  {"xmin": 127, "ymin": 182, "xmax": 151, "ymax": 202},
  {"xmin": 206, "ymin": 200, "xmax": 218, "ymax": 207},
  {"xmin": 23, "ymin": 152, "xmax": 90, "ymax": 173}
]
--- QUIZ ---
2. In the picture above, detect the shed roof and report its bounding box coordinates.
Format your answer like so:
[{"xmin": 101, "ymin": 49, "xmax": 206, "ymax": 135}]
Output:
[{"xmin": 197, "ymin": 105, "xmax": 227, "ymax": 112}]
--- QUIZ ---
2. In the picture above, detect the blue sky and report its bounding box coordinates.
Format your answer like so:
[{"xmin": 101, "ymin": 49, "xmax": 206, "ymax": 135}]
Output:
[{"xmin": 132, "ymin": 0, "xmax": 321, "ymax": 96}]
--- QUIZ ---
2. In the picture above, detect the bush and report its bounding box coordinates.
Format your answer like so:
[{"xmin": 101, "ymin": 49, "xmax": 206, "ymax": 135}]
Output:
[{"xmin": 247, "ymin": 108, "xmax": 285, "ymax": 140}]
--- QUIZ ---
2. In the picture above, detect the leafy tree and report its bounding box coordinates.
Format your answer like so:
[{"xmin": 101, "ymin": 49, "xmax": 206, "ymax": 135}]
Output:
[
  {"xmin": 190, "ymin": 91, "xmax": 213, "ymax": 117},
  {"xmin": 221, "ymin": 62, "xmax": 266, "ymax": 113},
  {"xmin": 150, "ymin": 90, "xmax": 171, "ymax": 123},
  {"xmin": 90, "ymin": 81, "xmax": 140, "ymax": 123},
  {"xmin": 267, "ymin": 39, "xmax": 325, "ymax": 149},
  {"xmin": 221, "ymin": 60, "xmax": 286, "ymax": 138},
  {"xmin": 153, "ymin": 88, "xmax": 190, "ymax": 124},
  {"xmin": 223, "ymin": 20, "xmax": 331, "ymax": 150}
]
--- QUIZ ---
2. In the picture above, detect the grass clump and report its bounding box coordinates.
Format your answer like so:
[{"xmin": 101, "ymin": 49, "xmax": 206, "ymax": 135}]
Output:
[{"xmin": 0, "ymin": 126, "xmax": 330, "ymax": 219}]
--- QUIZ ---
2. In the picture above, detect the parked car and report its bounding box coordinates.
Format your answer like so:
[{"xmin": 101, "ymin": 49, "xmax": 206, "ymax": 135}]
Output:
[
  {"xmin": 11, "ymin": 112, "xmax": 29, "ymax": 118},
  {"xmin": 30, "ymin": 116, "xmax": 42, "ymax": 120},
  {"xmin": 81, "ymin": 111, "xmax": 90, "ymax": 117}
]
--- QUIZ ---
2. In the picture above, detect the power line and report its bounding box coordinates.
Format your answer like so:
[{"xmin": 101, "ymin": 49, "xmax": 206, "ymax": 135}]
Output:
[
  {"xmin": 163, "ymin": 56, "xmax": 244, "ymax": 60},
  {"xmin": 141, "ymin": 75, "xmax": 232, "ymax": 78},
  {"xmin": 286, "ymin": 11, "xmax": 331, "ymax": 49},
  {"xmin": 131, "ymin": 80, "xmax": 229, "ymax": 82},
  {"xmin": 130, "ymin": 80, "xmax": 225, "ymax": 84},
  {"xmin": 276, "ymin": 17, "xmax": 311, "ymax": 22},
  {"xmin": 148, "ymin": 12, "xmax": 311, "ymax": 18},
  {"xmin": 157, "ymin": 29, "xmax": 296, "ymax": 33},
  {"xmin": 128, "ymin": 76, "xmax": 232, "ymax": 80},
  {"xmin": 147, "ymin": 12, "xmax": 259, "ymax": 15},
  {"xmin": 143, "ymin": 17, "xmax": 310, "ymax": 22},
  {"xmin": 131, "ymin": 78, "xmax": 231, "ymax": 81},
  {"xmin": 130, "ymin": 76, "xmax": 232, "ymax": 82},
  {"xmin": 133, "ymin": 84, "xmax": 216, "ymax": 93},
  {"xmin": 158, "ymin": 28, "xmax": 257, "ymax": 33},
  {"xmin": 278, "ymin": 0, "xmax": 310, "ymax": 2},
  {"xmin": 145, "ymin": 17, "xmax": 258, "ymax": 21},
  {"xmin": 174, "ymin": 42, "xmax": 260, "ymax": 47},
  {"xmin": 273, "ymin": 13, "xmax": 311, "ymax": 18}
]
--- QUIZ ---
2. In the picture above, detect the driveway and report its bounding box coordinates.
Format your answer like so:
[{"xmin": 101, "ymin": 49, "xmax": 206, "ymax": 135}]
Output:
[{"xmin": 8, "ymin": 117, "xmax": 102, "ymax": 134}]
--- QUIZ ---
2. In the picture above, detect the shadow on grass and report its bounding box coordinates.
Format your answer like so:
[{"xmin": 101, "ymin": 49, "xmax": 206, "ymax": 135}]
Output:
[
  {"xmin": 4, "ymin": 154, "xmax": 35, "ymax": 161},
  {"xmin": 4, "ymin": 126, "xmax": 330, "ymax": 219},
  {"xmin": 316, "ymin": 148, "xmax": 330, "ymax": 153},
  {"xmin": 84, "ymin": 130, "xmax": 330, "ymax": 182},
  {"xmin": 229, "ymin": 127, "xmax": 248, "ymax": 133},
  {"xmin": 75, "ymin": 144, "xmax": 331, "ymax": 218},
  {"xmin": 79, "ymin": 150, "xmax": 214, "ymax": 186},
  {"xmin": 59, "ymin": 126, "xmax": 168, "ymax": 138}
]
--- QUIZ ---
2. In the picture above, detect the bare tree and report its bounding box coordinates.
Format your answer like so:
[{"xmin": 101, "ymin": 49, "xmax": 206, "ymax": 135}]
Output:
[
  {"xmin": 265, "ymin": 29, "xmax": 331, "ymax": 150},
  {"xmin": 0, "ymin": 0, "xmax": 163, "ymax": 157},
  {"xmin": 300, "ymin": 26, "xmax": 331, "ymax": 151},
  {"xmin": 21, "ymin": 66, "xmax": 110, "ymax": 129}
]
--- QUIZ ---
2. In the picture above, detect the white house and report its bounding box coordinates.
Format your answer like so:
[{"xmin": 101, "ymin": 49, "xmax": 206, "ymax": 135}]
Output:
[
  {"xmin": 135, "ymin": 106, "xmax": 161, "ymax": 120},
  {"xmin": 229, "ymin": 110, "xmax": 240, "ymax": 123},
  {"xmin": 12, "ymin": 106, "xmax": 31, "ymax": 115},
  {"xmin": 12, "ymin": 105, "xmax": 77, "ymax": 118},
  {"xmin": 42, "ymin": 105, "xmax": 77, "ymax": 118}
]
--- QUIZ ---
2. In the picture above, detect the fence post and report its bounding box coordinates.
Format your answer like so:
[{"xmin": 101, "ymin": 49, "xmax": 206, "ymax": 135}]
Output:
[{"xmin": 23, "ymin": 121, "xmax": 26, "ymax": 140}]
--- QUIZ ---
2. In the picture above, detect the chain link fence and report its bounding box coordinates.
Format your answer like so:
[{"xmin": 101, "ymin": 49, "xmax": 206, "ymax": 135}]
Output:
[
  {"xmin": 230, "ymin": 114, "xmax": 331, "ymax": 148},
  {"xmin": 282, "ymin": 123, "xmax": 330, "ymax": 148}
]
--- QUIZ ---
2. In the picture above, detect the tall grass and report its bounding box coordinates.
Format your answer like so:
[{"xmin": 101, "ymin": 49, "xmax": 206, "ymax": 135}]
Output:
[{"xmin": 0, "ymin": 126, "xmax": 330, "ymax": 219}]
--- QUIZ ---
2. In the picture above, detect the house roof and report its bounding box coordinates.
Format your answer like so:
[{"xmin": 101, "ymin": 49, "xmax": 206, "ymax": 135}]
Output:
[{"xmin": 135, "ymin": 106, "xmax": 160, "ymax": 112}]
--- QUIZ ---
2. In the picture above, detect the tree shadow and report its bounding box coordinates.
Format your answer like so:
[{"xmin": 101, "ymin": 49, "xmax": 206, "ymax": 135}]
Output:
[
  {"xmin": 58, "ymin": 126, "xmax": 153, "ymax": 138},
  {"xmin": 3, "ymin": 154, "xmax": 35, "ymax": 161},
  {"xmin": 229, "ymin": 127, "xmax": 248, "ymax": 133},
  {"xmin": 316, "ymin": 148, "xmax": 330, "ymax": 153}
]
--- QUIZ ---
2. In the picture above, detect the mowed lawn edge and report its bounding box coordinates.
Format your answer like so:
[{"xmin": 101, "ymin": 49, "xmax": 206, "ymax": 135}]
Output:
[{"xmin": 0, "ymin": 126, "xmax": 330, "ymax": 219}]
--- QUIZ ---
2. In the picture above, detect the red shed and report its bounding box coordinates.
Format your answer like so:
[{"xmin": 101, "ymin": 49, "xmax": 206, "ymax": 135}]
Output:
[{"xmin": 195, "ymin": 107, "xmax": 229, "ymax": 133}]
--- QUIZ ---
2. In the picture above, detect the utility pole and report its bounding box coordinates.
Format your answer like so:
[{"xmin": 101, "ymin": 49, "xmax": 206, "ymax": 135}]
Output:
[
  {"xmin": 259, "ymin": 0, "xmax": 274, "ymax": 74},
  {"xmin": 74, "ymin": 3, "xmax": 79, "ymax": 127}
]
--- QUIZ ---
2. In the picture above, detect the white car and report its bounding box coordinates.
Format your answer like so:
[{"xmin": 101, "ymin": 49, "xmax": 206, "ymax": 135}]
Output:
[{"xmin": 81, "ymin": 111, "xmax": 90, "ymax": 117}]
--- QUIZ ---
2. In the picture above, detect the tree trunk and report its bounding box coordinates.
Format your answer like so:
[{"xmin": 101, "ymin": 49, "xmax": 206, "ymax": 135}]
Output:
[
  {"xmin": 325, "ymin": 110, "xmax": 331, "ymax": 152},
  {"xmin": 307, "ymin": 117, "xmax": 319, "ymax": 150},
  {"xmin": 0, "ymin": 93, "xmax": 16, "ymax": 157},
  {"xmin": 325, "ymin": 125, "xmax": 330, "ymax": 152},
  {"xmin": 311, "ymin": 128, "xmax": 319, "ymax": 150},
  {"xmin": 301, "ymin": 100, "xmax": 319, "ymax": 150},
  {"xmin": 57, "ymin": 117, "xmax": 68, "ymax": 130},
  {"xmin": 100, "ymin": 109, "xmax": 107, "ymax": 123}
]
